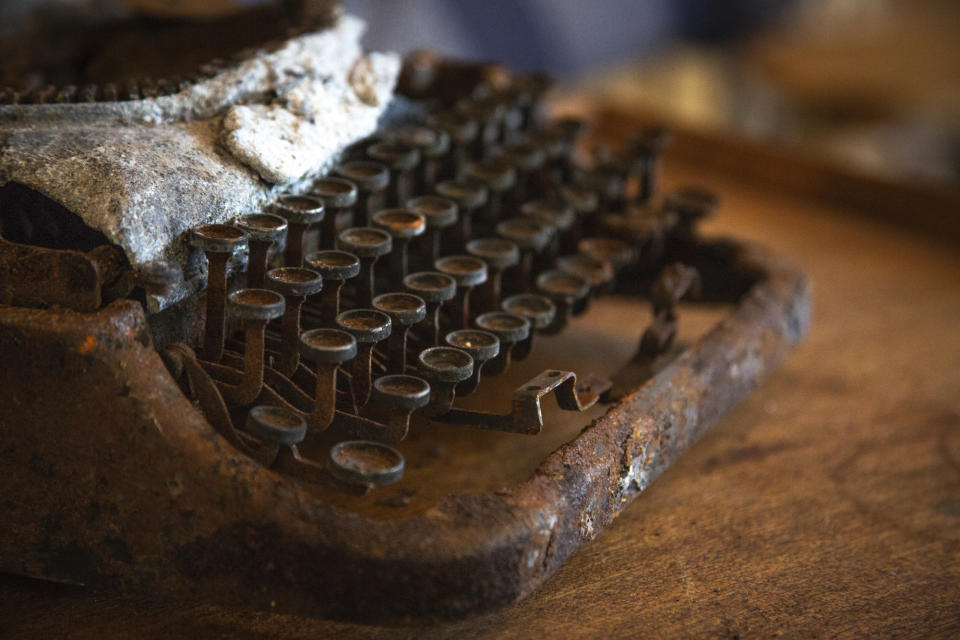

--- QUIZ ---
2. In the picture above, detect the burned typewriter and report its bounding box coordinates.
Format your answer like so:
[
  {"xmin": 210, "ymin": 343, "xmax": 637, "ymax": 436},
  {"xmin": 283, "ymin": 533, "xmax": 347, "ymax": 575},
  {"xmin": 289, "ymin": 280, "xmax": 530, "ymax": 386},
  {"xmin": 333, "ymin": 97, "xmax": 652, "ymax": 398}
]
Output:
[{"xmin": 0, "ymin": 2, "xmax": 809, "ymax": 623}]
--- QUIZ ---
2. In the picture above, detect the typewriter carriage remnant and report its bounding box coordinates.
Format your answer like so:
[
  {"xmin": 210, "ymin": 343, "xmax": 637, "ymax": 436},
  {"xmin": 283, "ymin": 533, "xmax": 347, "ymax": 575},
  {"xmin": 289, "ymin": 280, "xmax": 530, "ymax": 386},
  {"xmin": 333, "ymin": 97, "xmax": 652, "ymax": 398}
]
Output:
[{"xmin": 0, "ymin": 5, "xmax": 809, "ymax": 622}]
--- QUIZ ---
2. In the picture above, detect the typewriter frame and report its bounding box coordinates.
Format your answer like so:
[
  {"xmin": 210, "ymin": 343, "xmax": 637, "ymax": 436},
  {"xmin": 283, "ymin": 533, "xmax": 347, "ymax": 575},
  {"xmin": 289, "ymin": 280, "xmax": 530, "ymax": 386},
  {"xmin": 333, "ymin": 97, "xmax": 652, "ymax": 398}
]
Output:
[{"xmin": 0, "ymin": 234, "xmax": 808, "ymax": 621}]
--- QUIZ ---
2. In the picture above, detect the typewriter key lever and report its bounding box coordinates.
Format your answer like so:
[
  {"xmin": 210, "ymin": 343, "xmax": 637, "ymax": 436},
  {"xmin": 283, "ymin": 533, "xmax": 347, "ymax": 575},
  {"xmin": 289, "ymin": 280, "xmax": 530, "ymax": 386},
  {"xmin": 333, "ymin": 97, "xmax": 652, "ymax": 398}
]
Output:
[
  {"xmin": 244, "ymin": 406, "xmax": 376, "ymax": 490},
  {"xmin": 337, "ymin": 227, "xmax": 392, "ymax": 307},
  {"xmin": 328, "ymin": 441, "xmax": 405, "ymax": 491},
  {"xmin": 367, "ymin": 374, "xmax": 431, "ymax": 443},
  {"xmin": 237, "ymin": 213, "xmax": 287, "ymax": 288},
  {"xmin": 403, "ymin": 271, "xmax": 457, "ymax": 345},
  {"xmin": 474, "ymin": 311, "xmax": 528, "ymax": 375},
  {"xmin": 429, "ymin": 369, "xmax": 602, "ymax": 435},
  {"xmin": 299, "ymin": 328, "xmax": 357, "ymax": 432},
  {"xmin": 417, "ymin": 346, "xmax": 474, "ymax": 417},
  {"xmin": 373, "ymin": 292, "xmax": 427, "ymax": 373},
  {"xmin": 305, "ymin": 250, "xmax": 361, "ymax": 325},
  {"xmin": 336, "ymin": 309, "xmax": 392, "ymax": 408},
  {"xmin": 372, "ymin": 208, "xmax": 426, "ymax": 287},
  {"xmin": 444, "ymin": 329, "xmax": 500, "ymax": 395},
  {"xmin": 190, "ymin": 223, "xmax": 247, "ymax": 363},
  {"xmin": 213, "ymin": 289, "xmax": 285, "ymax": 406},
  {"xmin": 265, "ymin": 267, "xmax": 323, "ymax": 376},
  {"xmin": 407, "ymin": 195, "xmax": 459, "ymax": 267},
  {"xmin": 500, "ymin": 293, "xmax": 555, "ymax": 362},
  {"xmin": 270, "ymin": 195, "xmax": 325, "ymax": 267}
]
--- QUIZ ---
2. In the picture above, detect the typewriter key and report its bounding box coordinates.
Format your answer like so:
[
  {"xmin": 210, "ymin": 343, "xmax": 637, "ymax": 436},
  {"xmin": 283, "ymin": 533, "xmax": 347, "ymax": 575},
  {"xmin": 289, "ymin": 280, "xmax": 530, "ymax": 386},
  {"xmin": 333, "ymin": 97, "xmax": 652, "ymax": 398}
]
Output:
[
  {"xmin": 466, "ymin": 237, "xmax": 520, "ymax": 312},
  {"xmin": 577, "ymin": 237, "xmax": 634, "ymax": 273},
  {"xmin": 244, "ymin": 405, "xmax": 307, "ymax": 447},
  {"xmin": 466, "ymin": 158, "xmax": 516, "ymax": 228},
  {"xmin": 337, "ymin": 160, "xmax": 389, "ymax": 226},
  {"xmin": 312, "ymin": 178, "xmax": 358, "ymax": 250},
  {"xmin": 372, "ymin": 208, "xmax": 426, "ymax": 287},
  {"xmin": 373, "ymin": 292, "xmax": 427, "ymax": 374},
  {"xmin": 300, "ymin": 328, "xmax": 357, "ymax": 432},
  {"xmin": 495, "ymin": 217, "xmax": 554, "ymax": 292},
  {"xmin": 417, "ymin": 346, "xmax": 474, "ymax": 417},
  {"xmin": 403, "ymin": 271, "xmax": 457, "ymax": 346},
  {"xmin": 435, "ymin": 179, "xmax": 488, "ymax": 249},
  {"xmin": 367, "ymin": 141, "xmax": 420, "ymax": 207},
  {"xmin": 217, "ymin": 289, "xmax": 285, "ymax": 405},
  {"xmin": 456, "ymin": 96, "xmax": 504, "ymax": 158},
  {"xmin": 238, "ymin": 213, "xmax": 287, "ymax": 288},
  {"xmin": 501, "ymin": 293, "xmax": 556, "ymax": 362},
  {"xmin": 474, "ymin": 311, "xmax": 530, "ymax": 375},
  {"xmin": 337, "ymin": 227, "xmax": 392, "ymax": 307},
  {"xmin": 270, "ymin": 195, "xmax": 325, "ymax": 267},
  {"xmin": 427, "ymin": 110, "xmax": 478, "ymax": 180},
  {"xmin": 305, "ymin": 250, "xmax": 361, "ymax": 326},
  {"xmin": 407, "ymin": 195, "xmax": 459, "ymax": 267},
  {"xmin": 266, "ymin": 267, "xmax": 323, "ymax": 376},
  {"xmin": 337, "ymin": 309, "xmax": 392, "ymax": 408},
  {"xmin": 521, "ymin": 200, "xmax": 575, "ymax": 262},
  {"xmin": 369, "ymin": 374, "xmax": 432, "ymax": 442},
  {"xmin": 190, "ymin": 224, "xmax": 247, "ymax": 363},
  {"xmin": 329, "ymin": 441, "xmax": 405, "ymax": 489},
  {"xmin": 558, "ymin": 184, "xmax": 599, "ymax": 244},
  {"xmin": 498, "ymin": 140, "xmax": 545, "ymax": 204},
  {"xmin": 435, "ymin": 255, "xmax": 488, "ymax": 329},
  {"xmin": 556, "ymin": 254, "xmax": 614, "ymax": 302},
  {"xmin": 389, "ymin": 126, "xmax": 450, "ymax": 193},
  {"xmin": 535, "ymin": 269, "xmax": 590, "ymax": 334},
  {"xmin": 445, "ymin": 329, "xmax": 500, "ymax": 395}
]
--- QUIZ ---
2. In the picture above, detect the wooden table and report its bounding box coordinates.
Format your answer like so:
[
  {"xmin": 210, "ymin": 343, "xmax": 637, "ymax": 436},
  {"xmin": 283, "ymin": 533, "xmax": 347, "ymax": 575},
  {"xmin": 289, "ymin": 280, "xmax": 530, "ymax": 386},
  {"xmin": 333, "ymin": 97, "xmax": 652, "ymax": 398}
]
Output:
[{"xmin": 2, "ymin": 137, "xmax": 959, "ymax": 639}]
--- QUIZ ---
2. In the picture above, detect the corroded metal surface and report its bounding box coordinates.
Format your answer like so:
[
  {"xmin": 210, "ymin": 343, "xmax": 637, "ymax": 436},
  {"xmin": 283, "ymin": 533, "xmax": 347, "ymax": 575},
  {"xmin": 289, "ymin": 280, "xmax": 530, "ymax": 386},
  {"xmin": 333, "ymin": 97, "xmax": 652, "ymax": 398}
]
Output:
[{"xmin": 0, "ymin": 237, "xmax": 808, "ymax": 621}]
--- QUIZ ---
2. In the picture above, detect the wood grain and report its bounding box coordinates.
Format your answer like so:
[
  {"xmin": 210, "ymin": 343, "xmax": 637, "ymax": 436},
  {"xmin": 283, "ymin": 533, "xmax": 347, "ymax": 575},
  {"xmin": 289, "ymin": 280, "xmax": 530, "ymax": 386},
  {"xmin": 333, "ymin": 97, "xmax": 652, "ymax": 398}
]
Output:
[{"xmin": 2, "ymin": 157, "xmax": 958, "ymax": 639}]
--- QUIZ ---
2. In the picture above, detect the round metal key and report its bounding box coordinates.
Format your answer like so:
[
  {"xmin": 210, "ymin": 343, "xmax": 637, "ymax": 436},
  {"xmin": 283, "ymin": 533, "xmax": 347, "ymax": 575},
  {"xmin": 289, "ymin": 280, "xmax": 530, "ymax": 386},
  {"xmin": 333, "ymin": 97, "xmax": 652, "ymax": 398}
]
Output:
[
  {"xmin": 237, "ymin": 213, "xmax": 287, "ymax": 244},
  {"xmin": 370, "ymin": 374, "xmax": 432, "ymax": 410},
  {"xmin": 305, "ymin": 250, "xmax": 361, "ymax": 281},
  {"xmin": 337, "ymin": 160, "xmax": 390, "ymax": 192},
  {"xmin": 337, "ymin": 227, "xmax": 392, "ymax": 258},
  {"xmin": 372, "ymin": 209, "xmax": 427, "ymax": 240},
  {"xmin": 312, "ymin": 178, "xmax": 358, "ymax": 208},
  {"xmin": 417, "ymin": 346, "xmax": 474, "ymax": 383},
  {"xmin": 244, "ymin": 405, "xmax": 307, "ymax": 446},
  {"xmin": 270, "ymin": 194, "xmax": 325, "ymax": 225},
  {"xmin": 445, "ymin": 329, "xmax": 500, "ymax": 363},
  {"xmin": 501, "ymin": 293, "xmax": 556, "ymax": 330},
  {"xmin": 373, "ymin": 292, "xmax": 427, "ymax": 326},
  {"xmin": 407, "ymin": 195, "xmax": 458, "ymax": 230},
  {"xmin": 434, "ymin": 255, "xmax": 488, "ymax": 288},
  {"xmin": 227, "ymin": 288, "xmax": 285, "ymax": 322},
  {"xmin": 475, "ymin": 311, "xmax": 530, "ymax": 343},
  {"xmin": 336, "ymin": 309, "xmax": 392, "ymax": 343},
  {"xmin": 266, "ymin": 267, "xmax": 323, "ymax": 297},
  {"xmin": 190, "ymin": 224, "xmax": 247, "ymax": 254},
  {"xmin": 403, "ymin": 271, "xmax": 457, "ymax": 303},
  {"xmin": 329, "ymin": 440, "xmax": 405, "ymax": 488},
  {"xmin": 299, "ymin": 328, "xmax": 357, "ymax": 364},
  {"xmin": 466, "ymin": 238, "xmax": 520, "ymax": 271}
]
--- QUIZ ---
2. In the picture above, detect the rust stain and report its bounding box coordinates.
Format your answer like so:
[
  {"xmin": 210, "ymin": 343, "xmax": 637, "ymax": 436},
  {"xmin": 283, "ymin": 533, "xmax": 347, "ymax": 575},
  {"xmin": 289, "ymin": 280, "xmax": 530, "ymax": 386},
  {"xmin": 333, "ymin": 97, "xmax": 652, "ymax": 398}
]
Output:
[{"xmin": 78, "ymin": 334, "xmax": 97, "ymax": 354}]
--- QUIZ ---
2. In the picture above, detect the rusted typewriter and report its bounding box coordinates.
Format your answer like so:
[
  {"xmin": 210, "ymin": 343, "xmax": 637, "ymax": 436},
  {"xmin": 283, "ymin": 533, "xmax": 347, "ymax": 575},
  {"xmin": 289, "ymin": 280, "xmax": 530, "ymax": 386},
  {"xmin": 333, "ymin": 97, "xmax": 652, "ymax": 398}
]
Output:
[{"xmin": 0, "ymin": 2, "xmax": 809, "ymax": 623}]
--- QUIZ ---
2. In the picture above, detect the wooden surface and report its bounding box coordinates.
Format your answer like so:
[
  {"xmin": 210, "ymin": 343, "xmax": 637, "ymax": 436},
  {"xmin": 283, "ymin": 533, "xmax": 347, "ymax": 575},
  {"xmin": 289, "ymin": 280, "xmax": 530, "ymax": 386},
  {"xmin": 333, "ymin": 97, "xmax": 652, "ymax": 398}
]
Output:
[{"xmin": 2, "ymin": 157, "xmax": 959, "ymax": 638}]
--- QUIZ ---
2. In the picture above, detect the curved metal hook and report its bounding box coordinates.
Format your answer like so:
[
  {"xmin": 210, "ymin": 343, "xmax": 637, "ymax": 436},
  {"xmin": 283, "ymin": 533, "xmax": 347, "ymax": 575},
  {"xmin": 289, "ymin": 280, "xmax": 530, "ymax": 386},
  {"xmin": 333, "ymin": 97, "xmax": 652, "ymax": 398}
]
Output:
[{"xmin": 430, "ymin": 369, "xmax": 609, "ymax": 435}]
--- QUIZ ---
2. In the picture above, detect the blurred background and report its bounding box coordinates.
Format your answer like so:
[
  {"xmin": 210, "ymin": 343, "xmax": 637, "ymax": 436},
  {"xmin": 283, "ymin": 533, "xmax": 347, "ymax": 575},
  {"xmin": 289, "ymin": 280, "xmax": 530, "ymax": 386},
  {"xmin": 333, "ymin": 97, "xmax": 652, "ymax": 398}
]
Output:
[
  {"xmin": 2, "ymin": 0, "xmax": 957, "ymax": 188},
  {"xmin": 345, "ymin": 0, "xmax": 960, "ymax": 188}
]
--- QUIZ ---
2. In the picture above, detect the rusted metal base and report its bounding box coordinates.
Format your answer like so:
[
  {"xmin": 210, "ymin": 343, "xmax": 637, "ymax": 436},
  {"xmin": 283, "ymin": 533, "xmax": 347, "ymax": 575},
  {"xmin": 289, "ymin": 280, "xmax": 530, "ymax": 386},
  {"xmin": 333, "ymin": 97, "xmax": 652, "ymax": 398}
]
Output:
[{"xmin": 0, "ymin": 238, "xmax": 808, "ymax": 622}]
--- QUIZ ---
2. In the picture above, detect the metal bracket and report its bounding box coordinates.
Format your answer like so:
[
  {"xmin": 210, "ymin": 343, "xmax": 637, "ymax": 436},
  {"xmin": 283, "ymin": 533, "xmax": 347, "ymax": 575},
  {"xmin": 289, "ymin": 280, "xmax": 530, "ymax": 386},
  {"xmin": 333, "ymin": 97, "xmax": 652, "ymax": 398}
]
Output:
[{"xmin": 432, "ymin": 369, "xmax": 608, "ymax": 434}]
